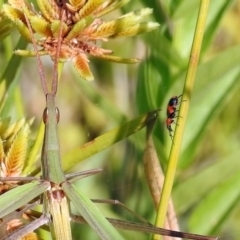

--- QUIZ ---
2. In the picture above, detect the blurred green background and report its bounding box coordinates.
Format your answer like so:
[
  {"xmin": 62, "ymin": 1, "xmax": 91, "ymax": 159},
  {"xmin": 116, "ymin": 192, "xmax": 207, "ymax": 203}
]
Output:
[{"xmin": 1, "ymin": 0, "xmax": 240, "ymax": 239}]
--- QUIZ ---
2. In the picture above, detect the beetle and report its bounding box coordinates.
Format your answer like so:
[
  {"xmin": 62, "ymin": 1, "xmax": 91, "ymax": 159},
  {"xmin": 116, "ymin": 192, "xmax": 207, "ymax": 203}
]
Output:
[{"xmin": 166, "ymin": 95, "xmax": 182, "ymax": 140}]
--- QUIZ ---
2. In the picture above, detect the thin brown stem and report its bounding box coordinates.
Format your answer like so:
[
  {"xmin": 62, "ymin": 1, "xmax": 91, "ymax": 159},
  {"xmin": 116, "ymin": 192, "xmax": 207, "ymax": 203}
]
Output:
[
  {"xmin": 23, "ymin": 13, "xmax": 48, "ymax": 95},
  {"xmin": 51, "ymin": 8, "xmax": 65, "ymax": 94}
]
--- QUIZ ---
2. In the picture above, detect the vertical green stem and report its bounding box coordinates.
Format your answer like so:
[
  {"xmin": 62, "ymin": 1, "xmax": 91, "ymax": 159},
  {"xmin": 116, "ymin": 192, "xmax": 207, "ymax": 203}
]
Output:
[{"xmin": 153, "ymin": 1, "xmax": 210, "ymax": 239}]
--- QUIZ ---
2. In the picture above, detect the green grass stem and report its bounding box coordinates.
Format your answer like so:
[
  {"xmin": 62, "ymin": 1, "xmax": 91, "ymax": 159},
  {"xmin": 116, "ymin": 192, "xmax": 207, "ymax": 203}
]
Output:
[{"xmin": 153, "ymin": 1, "xmax": 210, "ymax": 239}]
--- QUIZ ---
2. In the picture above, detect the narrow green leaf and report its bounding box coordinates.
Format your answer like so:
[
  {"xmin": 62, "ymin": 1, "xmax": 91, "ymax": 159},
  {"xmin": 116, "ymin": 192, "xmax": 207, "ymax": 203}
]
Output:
[
  {"xmin": 0, "ymin": 181, "xmax": 49, "ymax": 218},
  {"xmin": 62, "ymin": 182, "xmax": 124, "ymax": 240},
  {"xmin": 0, "ymin": 37, "xmax": 27, "ymax": 85},
  {"xmin": 73, "ymin": 77, "xmax": 126, "ymax": 122},
  {"xmin": 172, "ymin": 0, "xmax": 235, "ymax": 59},
  {"xmin": 142, "ymin": 30, "xmax": 185, "ymax": 68},
  {"xmin": 181, "ymin": 64, "xmax": 240, "ymax": 167},
  {"xmin": 189, "ymin": 170, "xmax": 240, "ymax": 234},
  {"xmin": 23, "ymin": 121, "xmax": 44, "ymax": 175},
  {"xmin": 0, "ymin": 37, "xmax": 28, "ymax": 117},
  {"xmin": 172, "ymin": 0, "xmax": 200, "ymax": 19},
  {"xmin": 62, "ymin": 109, "xmax": 160, "ymax": 171},
  {"xmin": 174, "ymin": 151, "xmax": 240, "ymax": 214},
  {"xmin": 201, "ymin": 1, "xmax": 234, "ymax": 52},
  {"xmin": 136, "ymin": 57, "xmax": 166, "ymax": 114},
  {"xmin": 138, "ymin": 0, "xmax": 170, "ymax": 27}
]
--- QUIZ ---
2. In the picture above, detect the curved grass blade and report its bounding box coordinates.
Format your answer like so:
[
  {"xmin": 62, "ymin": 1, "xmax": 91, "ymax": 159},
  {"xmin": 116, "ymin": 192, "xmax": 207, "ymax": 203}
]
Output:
[
  {"xmin": 62, "ymin": 109, "xmax": 160, "ymax": 171},
  {"xmin": 181, "ymin": 67, "xmax": 240, "ymax": 167},
  {"xmin": 174, "ymin": 150, "xmax": 240, "ymax": 214},
  {"xmin": 0, "ymin": 181, "xmax": 49, "ymax": 218},
  {"xmin": 189, "ymin": 170, "xmax": 240, "ymax": 234},
  {"xmin": 0, "ymin": 37, "xmax": 28, "ymax": 117}
]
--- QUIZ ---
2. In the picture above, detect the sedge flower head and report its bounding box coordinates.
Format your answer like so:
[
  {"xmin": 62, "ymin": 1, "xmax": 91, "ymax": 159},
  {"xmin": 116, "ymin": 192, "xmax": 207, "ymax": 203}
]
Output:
[
  {"xmin": 3, "ymin": 0, "xmax": 160, "ymax": 81},
  {"xmin": 0, "ymin": 118, "xmax": 38, "ymax": 239},
  {"xmin": 0, "ymin": 118, "xmax": 31, "ymax": 185}
]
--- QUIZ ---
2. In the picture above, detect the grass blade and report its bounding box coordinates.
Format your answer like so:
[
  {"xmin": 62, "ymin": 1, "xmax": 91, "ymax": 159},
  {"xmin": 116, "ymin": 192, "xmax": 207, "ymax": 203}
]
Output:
[
  {"xmin": 62, "ymin": 181, "xmax": 124, "ymax": 240},
  {"xmin": 189, "ymin": 170, "xmax": 240, "ymax": 234},
  {"xmin": 62, "ymin": 109, "xmax": 160, "ymax": 171},
  {"xmin": 0, "ymin": 181, "xmax": 49, "ymax": 218}
]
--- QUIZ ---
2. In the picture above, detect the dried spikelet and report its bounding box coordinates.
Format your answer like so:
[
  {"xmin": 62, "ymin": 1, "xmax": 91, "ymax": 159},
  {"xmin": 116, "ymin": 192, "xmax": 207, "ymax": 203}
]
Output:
[
  {"xmin": 51, "ymin": 20, "xmax": 68, "ymax": 38},
  {"xmin": 5, "ymin": 124, "xmax": 30, "ymax": 177},
  {"xmin": 65, "ymin": 19, "xmax": 86, "ymax": 41},
  {"xmin": 112, "ymin": 22, "xmax": 160, "ymax": 38},
  {"xmin": 36, "ymin": 0, "xmax": 59, "ymax": 21},
  {"xmin": 91, "ymin": 9, "xmax": 153, "ymax": 39},
  {"xmin": 116, "ymin": 8, "xmax": 152, "ymax": 26},
  {"xmin": 3, "ymin": 118, "xmax": 25, "ymax": 141},
  {"xmin": 8, "ymin": 0, "xmax": 30, "ymax": 9},
  {"xmin": 15, "ymin": 19, "xmax": 32, "ymax": 42},
  {"xmin": 112, "ymin": 24, "xmax": 139, "ymax": 37},
  {"xmin": 90, "ymin": 20, "xmax": 122, "ymax": 38},
  {"xmin": 29, "ymin": 15, "xmax": 52, "ymax": 37},
  {"xmin": 73, "ymin": 54, "xmax": 94, "ymax": 81},
  {"xmin": 6, "ymin": 219, "xmax": 39, "ymax": 240},
  {"xmin": 69, "ymin": 0, "xmax": 86, "ymax": 10},
  {"xmin": 78, "ymin": 0, "xmax": 105, "ymax": 19},
  {"xmin": 10, "ymin": 119, "xmax": 26, "ymax": 136},
  {"xmin": 6, "ymin": 219, "xmax": 23, "ymax": 233},
  {"xmin": 93, "ymin": 0, "xmax": 113, "ymax": 15},
  {"xmin": 94, "ymin": 0, "xmax": 129, "ymax": 17},
  {"xmin": 2, "ymin": 4, "xmax": 25, "ymax": 23},
  {"xmin": 91, "ymin": 53, "xmax": 140, "ymax": 63},
  {"xmin": 91, "ymin": 20, "xmax": 119, "ymax": 38},
  {"xmin": 0, "ymin": 10, "xmax": 14, "ymax": 41},
  {"xmin": 120, "ymin": 8, "xmax": 153, "ymax": 21}
]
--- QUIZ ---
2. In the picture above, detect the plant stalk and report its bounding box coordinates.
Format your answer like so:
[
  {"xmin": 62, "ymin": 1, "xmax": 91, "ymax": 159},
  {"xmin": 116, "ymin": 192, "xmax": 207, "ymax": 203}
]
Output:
[{"xmin": 153, "ymin": 1, "xmax": 210, "ymax": 239}]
